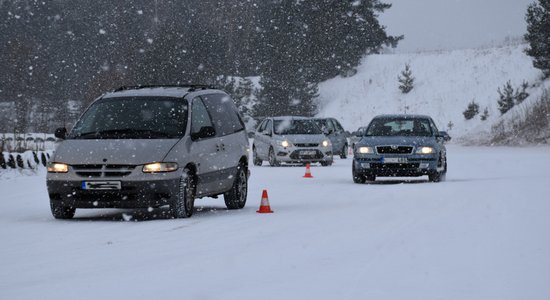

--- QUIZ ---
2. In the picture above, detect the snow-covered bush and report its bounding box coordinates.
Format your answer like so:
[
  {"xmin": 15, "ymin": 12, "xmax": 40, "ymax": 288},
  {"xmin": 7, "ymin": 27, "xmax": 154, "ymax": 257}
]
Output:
[
  {"xmin": 497, "ymin": 81, "xmax": 516, "ymax": 115},
  {"xmin": 7, "ymin": 154, "xmax": 16, "ymax": 169},
  {"xmin": 463, "ymin": 100, "xmax": 480, "ymax": 120},
  {"xmin": 16, "ymin": 155, "xmax": 24, "ymax": 169},
  {"xmin": 40, "ymin": 152, "xmax": 48, "ymax": 167},
  {"xmin": 480, "ymin": 107, "xmax": 490, "ymax": 121},
  {"xmin": 0, "ymin": 153, "xmax": 6, "ymax": 169}
]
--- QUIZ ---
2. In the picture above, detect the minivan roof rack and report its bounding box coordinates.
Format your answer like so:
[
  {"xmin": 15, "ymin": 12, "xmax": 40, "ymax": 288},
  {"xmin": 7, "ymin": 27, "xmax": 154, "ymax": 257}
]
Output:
[{"xmin": 113, "ymin": 84, "xmax": 217, "ymax": 92}]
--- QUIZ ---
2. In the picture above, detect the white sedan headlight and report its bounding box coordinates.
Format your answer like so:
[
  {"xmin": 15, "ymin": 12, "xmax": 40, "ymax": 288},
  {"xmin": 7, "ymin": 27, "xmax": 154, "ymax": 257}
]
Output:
[
  {"xmin": 142, "ymin": 162, "xmax": 178, "ymax": 173},
  {"xmin": 416, "ymin": 146, "xmax": 435, "ymax": 154},
  {"xmin": 357, "ymin": 146, "xmax": 373, "ymax": 154},
  {"xmin": 321, "ymin": 140, "xmax": 330, "ymax": 147},
  {"xmin": 278, "ymin": 140, "xmax": 292, "ymax": 148}
]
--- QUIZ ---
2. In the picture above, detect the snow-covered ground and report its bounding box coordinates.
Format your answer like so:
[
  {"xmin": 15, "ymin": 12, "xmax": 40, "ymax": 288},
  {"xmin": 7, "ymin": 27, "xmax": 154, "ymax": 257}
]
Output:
[
  {"xmin": 1, "ymin": 145, "xmax": 549, "ymax": 299},
  {"xmin": 317, "ymin": 44, "xmax": 544, "ymax": 141}
]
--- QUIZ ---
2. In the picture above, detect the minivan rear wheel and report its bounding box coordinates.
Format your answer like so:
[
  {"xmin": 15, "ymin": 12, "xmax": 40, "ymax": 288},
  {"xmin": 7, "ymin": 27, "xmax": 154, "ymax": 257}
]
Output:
[
  {"xmin": 50, "ymin": 203, "xmax": 75, "ymax": 219},
  {"xmin": 170, "ymin": 170, "xmax": 195, "ymax": 218},
  {"xmin": 224, "ymin": 164, "xmax": 248, "ymax": 209}
]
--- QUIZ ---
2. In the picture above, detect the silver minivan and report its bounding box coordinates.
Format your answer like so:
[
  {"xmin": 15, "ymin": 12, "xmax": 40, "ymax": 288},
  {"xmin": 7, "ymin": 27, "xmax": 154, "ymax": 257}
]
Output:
[
  {"xmin": 252, "ymin": 116, "xmax": 333, "ymax": 166},
  {"xmin": 47, "ymin": 85, "xmax": 249, "ymax": 219}
]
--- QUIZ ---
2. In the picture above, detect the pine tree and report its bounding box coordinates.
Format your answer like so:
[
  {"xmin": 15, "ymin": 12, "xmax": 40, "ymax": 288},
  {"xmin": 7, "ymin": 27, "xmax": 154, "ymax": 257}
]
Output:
[
  {"xmin": 480, "ymin": 107, "xmax": 489, "ymax": 121},
  {"xmin": 463, "ymin": 100, "xmax": 480, "ymax": 120},
  {"xmin": 398, "ymin": 64, "xmax": 414, "ymax": 94},
  {"xmin": 525, "ymin": 0, "xmax": 550, "ymax": 78},
  {"xmin": 497, "ymin": 81, "xmax": 516, "ymax": 115},
  {"xmin": 515, "ymin": 80, "xmax": 530, "ymax": 104}
]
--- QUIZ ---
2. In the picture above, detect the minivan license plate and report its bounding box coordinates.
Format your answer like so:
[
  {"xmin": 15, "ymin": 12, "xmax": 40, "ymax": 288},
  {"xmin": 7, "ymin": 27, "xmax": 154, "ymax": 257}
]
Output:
[
  {"xmin": 82, "ymin": 181, "xmax": 122, "ymax": 190},
  {"xmin": 382, "ymin": 157, "xmax": 408, "ymax": 163}
]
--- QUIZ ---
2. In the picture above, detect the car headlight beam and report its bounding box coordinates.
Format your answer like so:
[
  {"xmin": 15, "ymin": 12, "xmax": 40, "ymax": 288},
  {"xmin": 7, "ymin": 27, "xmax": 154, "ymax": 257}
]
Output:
[
  {"xmin": 142, "ymin": 162, "xmax": 179, "ymax": 173},
  {"xmin": 47, "ymin": 163, "xmax": 69, "ymax": 173},
  {"xmin": 357, "ymin": 146, "xmax": 373, "ymax": 154},
  {"xmin": 322, "ymin": 140, "xmax": 330, "ymax": 147},
  {"xmin": 416, "ymin": 146, "xmax": 435, "ymax": 154}
]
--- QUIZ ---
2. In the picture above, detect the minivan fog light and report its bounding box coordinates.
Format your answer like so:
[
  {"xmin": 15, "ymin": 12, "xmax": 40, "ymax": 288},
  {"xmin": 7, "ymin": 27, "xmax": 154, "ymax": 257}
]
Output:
[
  {"xmin": 47, "ymin": 163, "xmax": 69, "ymax": 173},
  {"xmin": 416, "ymin": 147, "xmax": 435, "ymax": 154},
  {"xmin": 142, "ymin": 162, "xmax": 178, "ymax": 173}
]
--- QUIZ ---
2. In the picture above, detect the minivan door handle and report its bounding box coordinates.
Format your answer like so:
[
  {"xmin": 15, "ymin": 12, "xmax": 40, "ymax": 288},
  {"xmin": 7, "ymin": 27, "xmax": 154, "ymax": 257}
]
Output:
[{"xmin": 220, "ymin": 143, "xmax": 225, "ymax": 151}]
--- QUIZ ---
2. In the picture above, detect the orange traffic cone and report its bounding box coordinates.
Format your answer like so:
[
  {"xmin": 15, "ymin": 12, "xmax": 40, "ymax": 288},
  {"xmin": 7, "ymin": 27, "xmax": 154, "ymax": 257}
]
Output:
[
  {"xmin": 257, "ymin": 189, "xmax": 274, "ymax": 213},
  {"xmin": 303, "ymin": 163, "xmax": 314, "ymax": 178}
]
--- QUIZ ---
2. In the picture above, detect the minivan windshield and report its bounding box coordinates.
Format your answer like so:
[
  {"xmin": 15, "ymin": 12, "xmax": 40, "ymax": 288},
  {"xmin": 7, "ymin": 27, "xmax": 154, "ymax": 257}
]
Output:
[
  {"xmin": 274, "ymin": 119, "xmax": 322, "ymax": 135},
  {"xmin": 366, "ymin": 118, "xmax": 433, "ymax": 137},
  {"xmin": 69, "ymin": 97, "xmax": 188, "ymax": 139}
]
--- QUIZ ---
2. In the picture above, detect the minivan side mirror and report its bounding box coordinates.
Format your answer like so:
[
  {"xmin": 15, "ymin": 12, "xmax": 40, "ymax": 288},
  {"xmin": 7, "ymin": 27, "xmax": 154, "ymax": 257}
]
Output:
[
  {"xmin": 191, "ymin": 126, "xmax": 216, "ymax": 140},
  {"xmin": 54, "ymin": 127, "xmax": 67, "ymax": 140},
  {"xmin": 436, "ymin": 131, "xmax": 451, "ymax": 142}
]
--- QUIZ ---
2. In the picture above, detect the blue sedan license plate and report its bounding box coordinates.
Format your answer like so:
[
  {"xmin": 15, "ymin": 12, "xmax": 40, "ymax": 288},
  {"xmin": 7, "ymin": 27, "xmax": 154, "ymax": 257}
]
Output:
[{"xmin": 382, "ymin": 157, "xmax": 408, "ymax": 163}]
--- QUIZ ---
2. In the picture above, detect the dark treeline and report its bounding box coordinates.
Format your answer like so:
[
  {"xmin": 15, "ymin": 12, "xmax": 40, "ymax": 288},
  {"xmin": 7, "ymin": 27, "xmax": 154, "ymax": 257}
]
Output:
[{"xmin": 0, "ymin": 0, "xmax": 400, "ymax": 132}]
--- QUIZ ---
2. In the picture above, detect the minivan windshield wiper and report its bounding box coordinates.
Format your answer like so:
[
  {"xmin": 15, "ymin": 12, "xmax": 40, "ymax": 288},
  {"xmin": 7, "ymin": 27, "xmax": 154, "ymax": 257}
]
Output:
[{"xmin": 72, "ymin": 128, "xmax": 178, "ymax": 139}]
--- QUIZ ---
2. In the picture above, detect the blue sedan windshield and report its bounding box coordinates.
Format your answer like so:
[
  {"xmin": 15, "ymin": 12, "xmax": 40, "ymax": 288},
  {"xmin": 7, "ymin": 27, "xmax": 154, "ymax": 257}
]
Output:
[{"xmin": 366, "ymin": 118, "xmax": 433, "ymax": 137}]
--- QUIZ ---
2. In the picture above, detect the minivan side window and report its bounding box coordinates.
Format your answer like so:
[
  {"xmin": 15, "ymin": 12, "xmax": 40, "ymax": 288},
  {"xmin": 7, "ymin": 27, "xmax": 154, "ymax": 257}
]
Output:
[
  {"xmin": 257, "ymin": 120, "xmax": 267, "ymax": 132},
  {"xmin": 202, "ymin": 93, "xmax": 245, "ymax": 137},
  {"xmin": 191, "ymin": 97, "xmax": 214, "ymax": 135}
]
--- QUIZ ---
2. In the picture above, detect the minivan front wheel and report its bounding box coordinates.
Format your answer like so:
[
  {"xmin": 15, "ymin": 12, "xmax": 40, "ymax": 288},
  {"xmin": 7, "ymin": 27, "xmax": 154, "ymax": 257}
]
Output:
[
  {"xmin": 224, "ymin": 164, "xmax": 248, "ymax": 209},
  {"xmin": 170, "ymin": 170, "xmax": 195, "ymax": 218}
]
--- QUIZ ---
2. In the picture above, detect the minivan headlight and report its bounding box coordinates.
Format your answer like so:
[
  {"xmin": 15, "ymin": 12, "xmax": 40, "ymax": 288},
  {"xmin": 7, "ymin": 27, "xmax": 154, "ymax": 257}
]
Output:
[
  {"xmin": 357, "ymin": 146, "xmax": 373, "ymax": 154},
  {"xmin": 416, "ymin": 146, "xmax": 435, "ymax": 154},
  {"xmin": 322, "ymin": 140, "xmax": 330, "ymax": 147},
  {"xmin": 142, "ymin": 162, "xmax": 179, "ymax": 173},
  {"xmin": 47, "ymin": 163, "xmax": 69, "ymax": 173}
]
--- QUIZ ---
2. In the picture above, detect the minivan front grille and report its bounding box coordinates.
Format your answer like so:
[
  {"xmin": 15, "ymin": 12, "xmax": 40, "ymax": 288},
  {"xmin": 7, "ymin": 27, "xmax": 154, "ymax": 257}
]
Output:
[
  {"xmin": 73, "ymin": 164, "xmax": 136, "ymax": 178},
  {"xmin": 376, "ymin": 146, "xmax": 413, "ymax": 154}
]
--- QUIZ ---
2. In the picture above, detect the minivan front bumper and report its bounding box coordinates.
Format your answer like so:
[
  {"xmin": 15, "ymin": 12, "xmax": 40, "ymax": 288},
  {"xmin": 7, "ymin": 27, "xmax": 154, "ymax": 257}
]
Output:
[{"xmin": 47, "ymin": 170, "xmax": 181, "ymax": 209}]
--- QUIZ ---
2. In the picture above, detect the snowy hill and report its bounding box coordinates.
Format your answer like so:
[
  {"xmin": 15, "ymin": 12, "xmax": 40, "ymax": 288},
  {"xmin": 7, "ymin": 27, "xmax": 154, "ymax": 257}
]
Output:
[{"xmin": 317, "ymin": 44, "xmax": 545, "ymax": 142}]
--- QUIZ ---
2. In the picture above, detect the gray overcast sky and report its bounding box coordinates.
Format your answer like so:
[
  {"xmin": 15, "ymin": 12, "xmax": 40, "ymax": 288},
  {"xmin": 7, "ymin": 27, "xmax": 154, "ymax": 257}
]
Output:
[{"xmin": 379, "ymin": 0, "xmax": 534, "ymax": 53}]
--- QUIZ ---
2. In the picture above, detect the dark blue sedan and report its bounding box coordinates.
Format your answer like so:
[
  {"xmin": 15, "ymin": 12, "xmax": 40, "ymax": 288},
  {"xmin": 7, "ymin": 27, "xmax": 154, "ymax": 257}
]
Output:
[{"xmin": 352, "ymin": 114, "xmax": 450, "ymax": 183}]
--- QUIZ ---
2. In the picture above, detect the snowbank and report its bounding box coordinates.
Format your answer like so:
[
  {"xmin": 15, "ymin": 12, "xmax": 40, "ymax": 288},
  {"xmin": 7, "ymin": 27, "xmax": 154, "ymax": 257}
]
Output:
[{"xmin": 317, "ymin": 44, "xmax": 543, "ymax": 142}]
